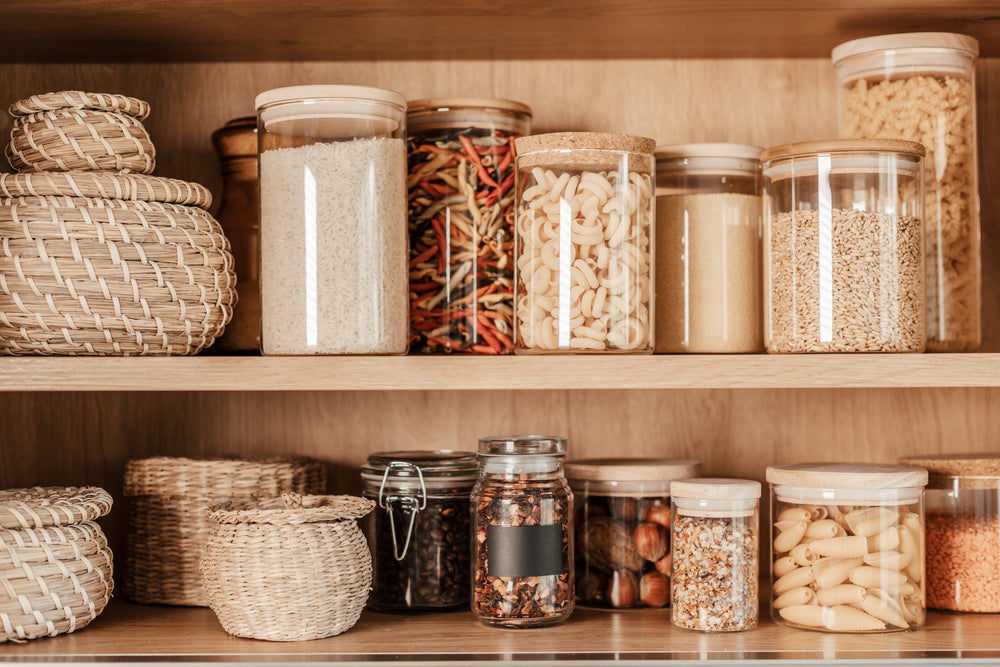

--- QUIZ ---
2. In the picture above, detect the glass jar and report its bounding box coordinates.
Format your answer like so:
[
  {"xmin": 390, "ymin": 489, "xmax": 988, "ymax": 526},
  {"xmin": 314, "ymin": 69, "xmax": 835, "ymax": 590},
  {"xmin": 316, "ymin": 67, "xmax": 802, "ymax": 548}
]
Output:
[
  {"xmin": 255, "ymin": 84, "xmax": 408, "ymax": 355},
  {"xmin": 833, "ymin": 33, "xmax": 981, "ymax": 352},
  {"xmin": 766, "ymin": 463, "xmax": 928, "ymax": 633},
  {"xmin": 513, "ymin": 132, "xmax": 656, "ymax": 353},
  {"xmin": 472, "ymin": 436, "xmax": 573, "ymax": 627},
  {"xmin": 654, "ymin": 143, "xmax": 763, "ymax": 353},
  {"xmin": 899, "ymin": 454, "xmax": 1000, "ymax": 612},
  {"xmin": 406, "ymin": 98, "xmax": 532, "ymax": 355},
  {"xmin": 211, "ymin": 117, "xmax": 260, "ymax": 353},
  {"xmin": 761, "ymin": 139, "xmax": 926, "ymax": 353},
  {"xmin": 566, "ymin": 458, "xmax": 701, "ymax": 609},
  {"xmin": 670, "ymin": 478, "xmax": 761, "ymax": 632},
  {"xmin": 361, "ymin": 450, "xmax": 478, "ymax": 612}
]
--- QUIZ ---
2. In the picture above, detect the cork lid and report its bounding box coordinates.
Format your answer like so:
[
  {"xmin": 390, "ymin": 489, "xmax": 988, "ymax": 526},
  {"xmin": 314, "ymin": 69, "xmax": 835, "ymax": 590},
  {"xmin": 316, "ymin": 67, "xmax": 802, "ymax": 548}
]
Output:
[
  {"xmin": 566, "ymin": 458, "xmax": 701, "ymax": 483},
  {"xmin": 832, "ymin": 32, "xmax": 979, "ymax": 66},
  {"xmin": 898, "ymin": 453, "xmax": 1000, "ymax": 490},
  {"xmin": 767, "ymin": 463, "xmax": 928, "ymax": 489},
  {"xmin": 515, "ymin": 132, "xmax": 656, "ymax": 156},
  {"xmin": 670, "ymin": 478, "xmax": 761, "ymax": 500},
  {"xmin": 761, "ymin": 138, "xmax": 925, "ymax": 163}
]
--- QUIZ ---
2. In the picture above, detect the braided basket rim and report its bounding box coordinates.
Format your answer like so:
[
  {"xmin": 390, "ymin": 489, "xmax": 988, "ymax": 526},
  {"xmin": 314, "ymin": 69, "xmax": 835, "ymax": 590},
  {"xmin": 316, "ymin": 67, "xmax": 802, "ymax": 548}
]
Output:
[
  {"xmin": 0, "ymin": 487, "xmax": 113, "ymax": 529},
  {"xmin": 0, "ymin": 172, "xmax": 210, "ymax": 209},
  {"xmin": 208, "ymin": 494, "xmax": 374, "ymax": 525}
]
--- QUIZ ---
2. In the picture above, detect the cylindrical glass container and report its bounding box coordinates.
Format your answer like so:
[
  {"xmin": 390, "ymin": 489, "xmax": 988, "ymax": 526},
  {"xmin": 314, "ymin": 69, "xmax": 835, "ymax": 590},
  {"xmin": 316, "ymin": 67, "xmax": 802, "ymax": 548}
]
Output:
[
  {"xmin": 833, "ymin": 33, "xmax": 981, "ymax": 352},
  {"xmin": 514, "ymin": 132, "xmax": 656, "ymax": 353},
  {"xmin": 406, "ymin": 98, "xmax": 532, "ymax": 355},
  {"xmin": 670, "ymin": 478, "xmax": 761, "ymax": 633},
  {"xmin": 255, "ymin": 84, "xmax": 408, "ymax": 355},
  {"xmin": 762, "ymin": 139, "xmax": 926, "ymax": 353},
  {"xmin": 361, "ymin": 450, "xmax": 478, "ymax": 612},
  {"xmin": 899, "ymin": 454, "xmax": 1000, "ymax": 612},
  {"xmin": 566, "ymin": 458, "xmax": 701, "ymax": 609},
  {"xmin": 472, "ymin": 436, "xmax": 573, "ymax": 627},
  {"xmin": 766, "ymin": 463, "xmax": 928, "ymax": 633},
  {"xmin": 654, "ymin": 143, "xmax": 763, "ymax": 353},
  {"xmin": 211, "ymin": 117, "xmax": 260, "ymax": 353}
]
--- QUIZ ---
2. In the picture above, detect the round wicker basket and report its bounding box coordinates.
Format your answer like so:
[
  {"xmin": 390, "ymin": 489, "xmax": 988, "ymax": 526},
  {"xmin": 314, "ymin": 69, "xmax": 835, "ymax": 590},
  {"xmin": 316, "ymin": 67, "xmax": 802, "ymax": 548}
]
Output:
[
  {"xmin": 6, "ymin": 91, "xmax": 155, "ymax": 174},
  {"xmin": 0, "ymin": 178, "xmax": 236, "ymax": 355},
  {"xmin": 123, "ymin": 457, "xmax": 327, "ymax": 607},
  {"xmin": 0, "ymin": 487, "xmax": 114, "ymax": 643},
  {"xmin": 202, "ymin": 494, "xmax": 374, "ymax": 641}
]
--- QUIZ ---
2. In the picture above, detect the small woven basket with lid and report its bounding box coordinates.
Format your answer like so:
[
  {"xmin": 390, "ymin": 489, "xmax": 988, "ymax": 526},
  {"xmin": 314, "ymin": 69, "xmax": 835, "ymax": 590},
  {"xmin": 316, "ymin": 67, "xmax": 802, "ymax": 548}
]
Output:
[
  {"xmin": 202, "ymin": 493, "xmax": 374, "ymax": 641},
  {"xmin": 0, "ymin": 486, "xmax": 114, "ymax": 643},
  {"xmin": 123, "ymin": 457, "xmax": 326, "ymax": 607},
  {"xmin": 6, "ymin": 91, "xmax": 155, "ymax": 174}
]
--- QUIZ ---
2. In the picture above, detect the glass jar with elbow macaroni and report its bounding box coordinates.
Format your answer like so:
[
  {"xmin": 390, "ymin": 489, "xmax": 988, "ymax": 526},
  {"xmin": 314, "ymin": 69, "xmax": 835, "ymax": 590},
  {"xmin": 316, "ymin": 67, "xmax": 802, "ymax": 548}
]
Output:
[
  {"xmin": 766, "ymin": 463, "xmax": 928, "ymax": 633},
  {"xmin": 833, "ymin": 33, "xmax": 981, "ymax": 352},
  {"xmin": 513, "ymin": 132, "xmax": 656, "ymax": 353}
]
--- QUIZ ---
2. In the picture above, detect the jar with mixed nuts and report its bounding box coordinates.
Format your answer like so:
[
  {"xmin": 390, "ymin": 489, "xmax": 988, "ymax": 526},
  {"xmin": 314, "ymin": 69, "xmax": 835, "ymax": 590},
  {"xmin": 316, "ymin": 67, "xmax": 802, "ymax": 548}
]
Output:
[
  {"xmin": 472, "ymin": 436, "xmax": 574, "ymax": 628},
  {"xmin": 566, "ymin": 458, "xmax": 701, "ymax": 609},
  {"xmin": 361, "ymin": 450, "xmax": 478, "ymax": 612},
  {"xmin": 670, "ymin": 478, "xmax": 761, "ymax": 633}
]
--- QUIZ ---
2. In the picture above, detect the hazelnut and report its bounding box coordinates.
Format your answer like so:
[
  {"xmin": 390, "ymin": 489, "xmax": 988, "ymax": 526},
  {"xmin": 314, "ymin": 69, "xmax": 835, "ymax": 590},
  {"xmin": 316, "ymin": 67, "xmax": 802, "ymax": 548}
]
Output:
[
  {"xmin": 640, "ymin": 571, "xmax": 669, "ymax": 607},
  {"xmin": 645, "ymin": 502, "xmax": 672, "ymax": 528},
  {"xmin": 577, "ymin": 569, "xmax": 605, "ymax": 602},
  {"xmin": 607, "ymin": 569, "xmax": 638, "ymax": 608},
  {"xmin": 633, "ymin": 522, "xmax": 668, "ymax": 562},
  {"xmin": 654, "ymin": 553, "xmax": 672, "ymax": 576}
]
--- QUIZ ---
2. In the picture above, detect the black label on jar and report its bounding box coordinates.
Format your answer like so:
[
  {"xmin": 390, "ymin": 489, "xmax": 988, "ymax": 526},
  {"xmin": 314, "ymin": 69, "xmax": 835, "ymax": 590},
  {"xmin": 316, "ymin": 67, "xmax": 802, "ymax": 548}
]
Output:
[{"xmin": 486, "ymin": 524, "xmax": 563, "ymax": 577}]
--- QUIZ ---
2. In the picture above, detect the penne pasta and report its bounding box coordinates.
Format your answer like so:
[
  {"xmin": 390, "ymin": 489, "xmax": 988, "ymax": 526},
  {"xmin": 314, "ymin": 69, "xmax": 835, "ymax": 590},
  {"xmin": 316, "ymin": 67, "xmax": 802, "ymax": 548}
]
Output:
[
  {"xmin": 809, "ymin": 535, "xmax": 868, "ymax": 559},
  {"xmin": 774, "ymin": 520, "xmax": 808, "ymax": 553},
  {"xmin": 773, "ymin": 586, "xmax": 817, "ymax": 609},
  {"xmin": 773, "ymin": 565, "xmax": 816, "ymax": 595},
  {"xmin": 813, "ymin": 557, "xmax": 864, "ymax": 589},
  {"xmin": 816, "ymin": 584, "xmax": 867, "ymax": 606}
]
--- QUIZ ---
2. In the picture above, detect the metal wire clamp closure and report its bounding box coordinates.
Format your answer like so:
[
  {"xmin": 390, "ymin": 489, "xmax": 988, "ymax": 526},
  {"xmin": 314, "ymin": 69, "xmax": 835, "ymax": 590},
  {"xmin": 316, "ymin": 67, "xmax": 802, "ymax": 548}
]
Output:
[{"xmin": 378, "ymin": 461, "xmax": 428, "ymax": 561}]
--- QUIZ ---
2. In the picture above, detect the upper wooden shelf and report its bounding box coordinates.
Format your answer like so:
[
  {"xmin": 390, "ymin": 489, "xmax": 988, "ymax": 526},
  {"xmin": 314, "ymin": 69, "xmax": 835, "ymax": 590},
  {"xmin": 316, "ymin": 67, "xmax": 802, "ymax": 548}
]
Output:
[
  {"xmin": 4, "ymin": 0, "xmax": 999, "ymax": 63},
  {"xmin": 1, "ymin": 353, "xmax": 998, "ymax": 391},
  {"xmin": 4, "ymin": 602, "xmax": 999, "ymax": 664}
]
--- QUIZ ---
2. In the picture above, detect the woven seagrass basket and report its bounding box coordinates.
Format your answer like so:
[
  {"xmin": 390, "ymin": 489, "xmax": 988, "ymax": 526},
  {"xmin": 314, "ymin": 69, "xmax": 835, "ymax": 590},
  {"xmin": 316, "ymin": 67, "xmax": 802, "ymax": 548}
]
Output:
[
  {"xmin": 0, "ymin": 487, "xmax": 114, "ymax": 643},
  {"xmin": 6, "ymin": 91, "xmax": 155, "ymax": 174},
  {"xmin": 202, "ymin": 494, "xmax": 374, "ymax": 641},
  {"xmin": 123, "ymin": 457, "xmax": 326, "ymax": 607},
  {"xmin": 0, "ymin": 172, "xmax": 236, "ymax": 355}
]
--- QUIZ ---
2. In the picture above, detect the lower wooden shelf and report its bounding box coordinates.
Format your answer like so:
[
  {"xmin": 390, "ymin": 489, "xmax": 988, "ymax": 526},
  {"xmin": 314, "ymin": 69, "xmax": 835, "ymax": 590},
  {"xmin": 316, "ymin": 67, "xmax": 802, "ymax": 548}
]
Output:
[{"xmin": 4, "ymin": 601, "xmax": 999, "ymax": 665}]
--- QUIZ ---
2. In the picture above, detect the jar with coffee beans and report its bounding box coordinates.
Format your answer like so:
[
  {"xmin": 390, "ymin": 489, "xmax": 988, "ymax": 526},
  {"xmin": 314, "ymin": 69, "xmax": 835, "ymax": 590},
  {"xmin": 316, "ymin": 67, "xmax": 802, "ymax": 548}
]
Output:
[
  {"xmin": 361, "ymin": 450, "xmax": 478, "ymax": 612},
  {"xmin": 566, "ymin": 458, "xmax": 702, "ymax": 609}
]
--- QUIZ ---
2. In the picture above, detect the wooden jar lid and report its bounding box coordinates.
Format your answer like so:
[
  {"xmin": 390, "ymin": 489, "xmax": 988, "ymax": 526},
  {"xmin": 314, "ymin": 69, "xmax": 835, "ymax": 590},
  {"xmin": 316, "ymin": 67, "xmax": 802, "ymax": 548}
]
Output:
[
  {"xmin": 761, "ymin": 138, "xmax": 925, "ymax": 163},
  {"xmin": 899, "ymin": 453, "xmax": 1000, "ymax": 489},
  {"xmin": 566, "ymin": 458, "xmax": 701, "ymax": 482},
  {"xmin": 832, "ymin": 32, "xmax": 979, "ymax": 66},
  {"xmin": 671, "ymin": 478, "xmax": 761, "ymax": 500},
  {"xmin": 407, "ymin": 97, "xmax": 532, "ymax": 117},
  {"xmin": 766, "ymin": 462, "xmax": 928, "ymax": 489}
]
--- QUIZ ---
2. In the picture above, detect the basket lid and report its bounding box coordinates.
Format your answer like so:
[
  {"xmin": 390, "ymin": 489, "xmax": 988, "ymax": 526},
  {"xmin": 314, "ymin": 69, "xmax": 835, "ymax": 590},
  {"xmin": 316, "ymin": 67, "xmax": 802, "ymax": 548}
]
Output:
[
  {"xmin": 566, "ymin": 458, "xmax": 702, "ymax": 482},
  {"xmin": 124, "ymin": 456, "xmax": 325, "ymax": 497},
  {"xmin": 0, "ymin": 486, "xmax": 113, "ymax": 529},
  {"xmin": 207, "ymin": 494, "xmax": 374, "ymax": 525},
  {"xmin": 766, "ymin": 463, "xmax": 928, "ymax": 489},
  {"xmin": 898, "ymin": 453, "xmax": 1000, "ymax": 490},
  {"xmin": 9, "ymin": 90, "xmax": 152, "ymax": 120},
  {"xmin": 670, "ymin": 478, "xmax": 761, "ymax": 500},
  {"xmin": 0, "ymin": 172, "xmax": 213, "ymax": 209}
]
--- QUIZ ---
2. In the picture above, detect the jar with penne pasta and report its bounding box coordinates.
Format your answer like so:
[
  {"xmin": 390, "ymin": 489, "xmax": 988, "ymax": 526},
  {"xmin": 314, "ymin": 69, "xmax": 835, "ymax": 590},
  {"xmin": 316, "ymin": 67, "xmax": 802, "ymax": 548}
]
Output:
[
  {"xmin": 766, "ymin": 463, "xmax": 928, "ymax": 633},
  {"xmin": 513, "ymin": 133, "xmax": 656, "ymax": 353}
]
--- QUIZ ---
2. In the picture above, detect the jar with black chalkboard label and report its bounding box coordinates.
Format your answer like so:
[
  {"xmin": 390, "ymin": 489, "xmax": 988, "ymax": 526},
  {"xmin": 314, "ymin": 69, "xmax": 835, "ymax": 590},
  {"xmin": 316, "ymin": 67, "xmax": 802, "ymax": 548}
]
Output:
[{"xmin": 471, "ymin": 435, "xmax": 574, "ymax": 627}]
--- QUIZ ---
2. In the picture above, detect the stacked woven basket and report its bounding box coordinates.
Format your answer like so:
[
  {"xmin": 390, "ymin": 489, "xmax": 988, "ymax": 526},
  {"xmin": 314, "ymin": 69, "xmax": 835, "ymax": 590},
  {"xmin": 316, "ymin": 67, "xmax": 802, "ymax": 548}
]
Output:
[
  {"xmin": 0, "ymin": 487, "xmax": 114, "ymax": 642},
  {"xmin": 0, "ymin": 90, "xmax": 236, "ymax": 355}
]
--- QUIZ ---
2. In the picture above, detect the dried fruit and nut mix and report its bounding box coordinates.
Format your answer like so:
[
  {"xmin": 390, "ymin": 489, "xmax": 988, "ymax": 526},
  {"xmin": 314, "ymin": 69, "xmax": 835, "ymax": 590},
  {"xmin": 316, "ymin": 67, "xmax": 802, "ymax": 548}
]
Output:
[
  {"xmin": 899, "ymin": 454, "xmax": 1000, "ymax": 613},
  {"xmin": 472, "ymin": 436, "xmax": 574, "ymax": 628},
  {"xmin": 406, "ymin": 99, "xmax": 531, "ymax": 354},
  {"xmin": 762, "ymin": 139, "xmax": 926, "ymax": 353},
  {"xmin": 833, "ymin": 33, "xmax": 981, "ymax": 351},
  {"xmin": 670, "ymin": 478, "xmax": 761, "ymax": 633},
  {"xmin": 566, "ymin": 458, "xmax": 701, "ymax": 608},
  {"xmin": 767, "ymin": 463, "xmax": 928, "ymax": 633},
  {"xmin": 361, "ymin": 450, "xmax": 478, "ymax": 612}
]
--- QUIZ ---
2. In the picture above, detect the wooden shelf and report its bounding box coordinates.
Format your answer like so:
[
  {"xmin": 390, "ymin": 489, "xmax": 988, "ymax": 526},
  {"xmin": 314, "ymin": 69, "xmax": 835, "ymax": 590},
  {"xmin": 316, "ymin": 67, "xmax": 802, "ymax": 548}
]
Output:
[
  {"xmin": 2, "ymin": 0, "xmax": 998, "ymax": 63},
  {"xmin": 1, "ymin": 353, "xmax": 999, "ymax": 392},
  {"xmin": 3, "ymin": 602, "xmax": 998, "ymax": 664}
]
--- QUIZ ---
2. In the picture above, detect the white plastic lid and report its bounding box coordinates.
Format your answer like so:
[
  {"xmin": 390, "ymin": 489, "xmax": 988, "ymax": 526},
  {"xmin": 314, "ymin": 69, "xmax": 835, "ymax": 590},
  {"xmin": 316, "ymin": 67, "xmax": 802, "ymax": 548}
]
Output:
[
  {"xmin": 670, "ymin": 478, "xmax": 761, "ymax": 500},
  {"xmin": 255, "ymin": 84, "xmax": 406, "ymax": 111}
]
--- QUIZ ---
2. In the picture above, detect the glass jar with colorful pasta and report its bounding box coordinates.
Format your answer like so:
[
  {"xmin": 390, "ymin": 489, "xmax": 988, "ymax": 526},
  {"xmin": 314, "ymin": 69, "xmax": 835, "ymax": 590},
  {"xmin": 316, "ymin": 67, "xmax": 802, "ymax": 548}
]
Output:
[
  {"xmin": 766, "ymin": 463, "xmax": 928, "ymax": 633},
  {"xmin": 832, "ymin": 33, "xmax": 981, "ymax": 352},
  {"xmin": 514, "ymin": 133, "xmax": 656, "ymax": 353},
  {"xmin": 762, "ymin": 139, "xmax": 926, "ymax": 353},
  {"xmin": 898, "ymin": 454, "xmax": 1000, "ymax": 613}
]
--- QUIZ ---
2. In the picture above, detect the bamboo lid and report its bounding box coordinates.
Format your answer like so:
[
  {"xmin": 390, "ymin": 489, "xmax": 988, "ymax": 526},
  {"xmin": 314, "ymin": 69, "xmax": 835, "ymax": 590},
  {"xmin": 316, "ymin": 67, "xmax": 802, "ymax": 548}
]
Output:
[
  {"xmin": 407, "ymin": 97, "xmax": 532, "ymax": 117},
  {"xmin": 766, "ymin": 463, "xmax": 928, "ymax": 489},
  {"xmin": 671, "ymin": 478, "xmax": 761, "ymax": 500},
  {"xmin": 566, "ymin": 458, "xmax": 701, "ymax": 482},
  {"xmin": 898, "ymin": 453, "xmax": 1000, "ymax": 490},
  {"xmin": 516, "ymin": 132, "xmax": 656, "ymax": 156},
  {"xmin": 832, "ymin": 32, "xmax": 979, "ymax": 66},
  {"xmin": 761, "ymin": 138, "xmax": 925, "ymax": 163},
  {"xmin": 255, "ymin": 84, "xmax": 405, "ymax": 110},
  {"xmin": 655, "ymin": 143, "xmax": 763, "ymax": 162}
]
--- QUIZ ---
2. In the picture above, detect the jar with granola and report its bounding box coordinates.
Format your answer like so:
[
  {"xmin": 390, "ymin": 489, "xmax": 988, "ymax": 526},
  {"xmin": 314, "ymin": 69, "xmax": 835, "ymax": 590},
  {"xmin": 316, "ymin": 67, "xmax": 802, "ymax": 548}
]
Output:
[
  {"xmin": 670, "ymin": 478, "xmax": 761, "ymax": 632},
  {"xmin": 472, "ymin": 436, "xmax": 574, "ymax": 627}
]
